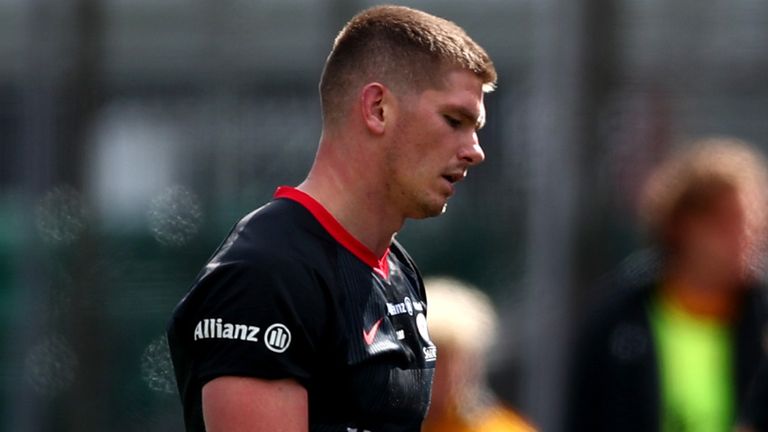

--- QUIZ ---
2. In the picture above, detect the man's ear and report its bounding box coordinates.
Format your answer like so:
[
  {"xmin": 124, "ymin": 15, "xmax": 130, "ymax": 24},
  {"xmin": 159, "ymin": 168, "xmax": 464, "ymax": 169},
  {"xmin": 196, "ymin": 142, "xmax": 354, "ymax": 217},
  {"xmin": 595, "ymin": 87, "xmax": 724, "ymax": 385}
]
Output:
[{"xmin": 360, "ymin": 82, "xmax": 387, "ymax": 135}]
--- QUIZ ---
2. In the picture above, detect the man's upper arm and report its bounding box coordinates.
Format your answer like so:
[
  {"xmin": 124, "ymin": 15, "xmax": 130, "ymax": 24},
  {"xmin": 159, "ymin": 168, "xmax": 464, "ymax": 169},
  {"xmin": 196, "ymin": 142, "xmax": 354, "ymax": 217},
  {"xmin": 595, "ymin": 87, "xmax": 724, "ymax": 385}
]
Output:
[
  {"xmin": 193, "ymin": 255, "xmax": 328, "ymax": 387},
  {"xmin": 184, "ymin": 252, "xmax": 331, "ymax": 429},
  {"xmin": 202, "ymin": 376, "xmax": 307, "ymax": 432}
]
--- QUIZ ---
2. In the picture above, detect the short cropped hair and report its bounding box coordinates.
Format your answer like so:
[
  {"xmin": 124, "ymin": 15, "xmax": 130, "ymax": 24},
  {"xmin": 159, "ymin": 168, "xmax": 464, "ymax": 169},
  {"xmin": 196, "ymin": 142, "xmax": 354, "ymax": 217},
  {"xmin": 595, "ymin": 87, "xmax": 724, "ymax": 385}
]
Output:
[
  {"xmin": 319, "ymin": 5, "xmax": 497, "ymax": 125},
  {"xmin": 640, "ymin": 137, "xmax": 768, "ymax": 256}
]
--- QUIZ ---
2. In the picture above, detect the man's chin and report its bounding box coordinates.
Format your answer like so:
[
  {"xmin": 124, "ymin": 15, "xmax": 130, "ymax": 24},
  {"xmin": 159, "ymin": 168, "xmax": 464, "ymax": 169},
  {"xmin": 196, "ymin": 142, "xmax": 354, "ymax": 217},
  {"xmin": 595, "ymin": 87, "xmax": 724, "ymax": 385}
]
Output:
[{"xmin": 409, "ymin": 201, "xmax": 448, "ymax": 219}]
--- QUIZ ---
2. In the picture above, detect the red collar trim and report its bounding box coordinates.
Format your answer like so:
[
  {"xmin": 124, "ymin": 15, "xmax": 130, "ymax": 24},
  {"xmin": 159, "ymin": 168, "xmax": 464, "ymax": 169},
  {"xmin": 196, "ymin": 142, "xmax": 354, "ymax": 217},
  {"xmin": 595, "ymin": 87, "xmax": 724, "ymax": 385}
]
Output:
[{"xmin": 274, "ymin": 186, "xmax": 390, "ymax": 279}]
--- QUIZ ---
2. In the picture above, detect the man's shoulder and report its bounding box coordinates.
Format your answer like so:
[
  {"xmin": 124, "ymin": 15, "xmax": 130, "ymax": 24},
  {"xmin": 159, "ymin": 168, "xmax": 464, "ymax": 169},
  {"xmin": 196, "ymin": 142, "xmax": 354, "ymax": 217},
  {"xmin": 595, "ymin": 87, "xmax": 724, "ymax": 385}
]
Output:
[
  {"xmin": 573, "ymin": 251, "xmax": 660, "ymax": 349},
  {"xmin": 174, "ymin": 198, "xmax": 337, "ymax": 315},
  {"xmin": 590, "ymin": 250, "xmax": 659, "ymax": 314},
  {"xmin": 216, "ymin": 198, "xmax": 334, "ymax": 268}
]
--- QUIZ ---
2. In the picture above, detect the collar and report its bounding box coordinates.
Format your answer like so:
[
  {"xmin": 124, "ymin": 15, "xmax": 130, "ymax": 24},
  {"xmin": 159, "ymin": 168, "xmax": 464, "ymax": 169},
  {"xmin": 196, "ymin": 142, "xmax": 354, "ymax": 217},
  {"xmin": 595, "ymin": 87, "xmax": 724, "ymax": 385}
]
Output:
[{"xmin": 274, "ymin": 186, "xmax": 390, "ymax": 279}]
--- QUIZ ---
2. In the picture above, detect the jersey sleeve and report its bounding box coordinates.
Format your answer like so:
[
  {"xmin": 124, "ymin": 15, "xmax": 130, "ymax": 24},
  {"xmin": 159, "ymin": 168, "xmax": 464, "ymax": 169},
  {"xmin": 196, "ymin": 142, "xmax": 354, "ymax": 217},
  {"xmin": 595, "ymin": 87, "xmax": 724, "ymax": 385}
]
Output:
[{"xmin": 188, "ymin": 253, "xmax": 330, "ymax": 389}]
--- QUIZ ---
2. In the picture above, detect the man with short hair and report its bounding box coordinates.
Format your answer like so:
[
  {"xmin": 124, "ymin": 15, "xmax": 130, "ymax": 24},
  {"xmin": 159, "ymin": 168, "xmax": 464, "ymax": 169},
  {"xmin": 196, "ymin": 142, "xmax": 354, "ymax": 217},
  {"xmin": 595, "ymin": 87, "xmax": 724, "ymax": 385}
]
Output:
[
  {"xmin": 167, "ymin": 5, "xmax": 496, "ymax": 432},
  {"xmin": 566, "ymin": 138, "xmax": 768, "ymax": 432}
]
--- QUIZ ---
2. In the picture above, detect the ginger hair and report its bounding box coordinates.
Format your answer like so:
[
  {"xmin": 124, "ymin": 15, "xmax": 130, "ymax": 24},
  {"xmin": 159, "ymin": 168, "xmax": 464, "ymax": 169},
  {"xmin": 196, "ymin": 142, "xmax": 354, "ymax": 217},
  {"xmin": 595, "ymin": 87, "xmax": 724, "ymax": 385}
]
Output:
[
  {"xmin": 319, "ymin": 5, "xmax": 497, "ymax": 126},
  {"xmin": 640, "ymin": 137, "xmax": 768, "ymax": 265}
]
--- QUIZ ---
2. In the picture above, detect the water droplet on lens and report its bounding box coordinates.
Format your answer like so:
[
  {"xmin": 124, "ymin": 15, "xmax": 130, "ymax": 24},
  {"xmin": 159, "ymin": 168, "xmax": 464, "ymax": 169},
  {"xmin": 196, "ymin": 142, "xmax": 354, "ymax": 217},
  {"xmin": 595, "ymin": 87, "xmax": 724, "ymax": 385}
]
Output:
[
  {"xmin": 140, "ymin": 335, "xmax": 176, "ymax": 394},
  {"xmin": 24, "ymin": 336, "xmax": 78, "ymax": 396},
  {"xmin": 147, "ymin": 185, "xmax": 203, "ymax": 247},
  {"xmin": 36, "ymin": 186, "xmax": 88, "ymax": 244}
]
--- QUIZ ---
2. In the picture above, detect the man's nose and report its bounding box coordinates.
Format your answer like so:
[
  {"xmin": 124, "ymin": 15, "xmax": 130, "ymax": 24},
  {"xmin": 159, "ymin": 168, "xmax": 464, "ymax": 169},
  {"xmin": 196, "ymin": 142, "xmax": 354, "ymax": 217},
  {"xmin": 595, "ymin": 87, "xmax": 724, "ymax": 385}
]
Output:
[{"xmin": 459, "ymin": 137, "xmax": 485, "ymax": 166}]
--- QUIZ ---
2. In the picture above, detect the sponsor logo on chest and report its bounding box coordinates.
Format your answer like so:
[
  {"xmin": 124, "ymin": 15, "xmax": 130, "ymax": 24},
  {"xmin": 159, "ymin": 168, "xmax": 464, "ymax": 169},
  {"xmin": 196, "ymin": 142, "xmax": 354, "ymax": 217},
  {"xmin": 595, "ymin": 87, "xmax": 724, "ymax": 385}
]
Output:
[{"xmin": 386, "ymin": 296, "xmax": 424, "ymax": 317}]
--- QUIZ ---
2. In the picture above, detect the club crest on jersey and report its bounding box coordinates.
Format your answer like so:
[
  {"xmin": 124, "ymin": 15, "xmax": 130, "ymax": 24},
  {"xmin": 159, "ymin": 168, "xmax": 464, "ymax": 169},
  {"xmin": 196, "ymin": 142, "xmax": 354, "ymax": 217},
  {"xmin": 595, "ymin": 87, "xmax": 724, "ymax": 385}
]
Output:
[
  {"xmin": 193, "ymin": 318, "xmax": 260, "ymax": 342},
  {"xmin": 423, "ymin": 346, "xmax": 437, "ymax": 362}
]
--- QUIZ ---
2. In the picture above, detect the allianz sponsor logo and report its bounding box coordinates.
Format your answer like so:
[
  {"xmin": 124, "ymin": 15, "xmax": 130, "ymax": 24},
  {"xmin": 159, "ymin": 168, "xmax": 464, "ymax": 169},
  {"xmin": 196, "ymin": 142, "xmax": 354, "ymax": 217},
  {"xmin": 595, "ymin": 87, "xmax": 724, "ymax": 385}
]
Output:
[
  {"xmin": 194, "ymin": 318, "xmax": 260, "ymax": 342},
  {"xmin": 264, "ymin": 323, "xmax": 291, "ymax": 353},
  {"xmin": 386, "ymin": 296, "xmax": 423, "ymax": 317},
  {"xmin": 193, "ymin": 319, "xmax": 293, "ymax": 353}
]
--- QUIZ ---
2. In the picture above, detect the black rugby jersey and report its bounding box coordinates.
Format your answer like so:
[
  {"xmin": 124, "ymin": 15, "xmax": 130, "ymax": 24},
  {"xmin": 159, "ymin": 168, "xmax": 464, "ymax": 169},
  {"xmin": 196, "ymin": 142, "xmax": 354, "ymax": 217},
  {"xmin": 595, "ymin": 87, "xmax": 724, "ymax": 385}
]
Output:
[{"xmin": 167, "ymin": 186, "xmax": 436, "ymax": 432}]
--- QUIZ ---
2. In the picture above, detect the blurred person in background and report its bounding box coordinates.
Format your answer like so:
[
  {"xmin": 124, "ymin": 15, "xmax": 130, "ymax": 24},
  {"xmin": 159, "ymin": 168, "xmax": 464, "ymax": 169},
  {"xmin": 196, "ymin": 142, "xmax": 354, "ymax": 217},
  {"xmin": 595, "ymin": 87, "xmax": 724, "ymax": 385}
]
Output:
[
  {"xmin": 422, "ymin": 277, "xmax": 536, "ymax": 432},
  {"xmin": 566, "ymin": 137, "xmax": 768, "ymax": 432},
  {"xmin": 166, "ymin": 5, "xmax": 496, "ymax": 432}
]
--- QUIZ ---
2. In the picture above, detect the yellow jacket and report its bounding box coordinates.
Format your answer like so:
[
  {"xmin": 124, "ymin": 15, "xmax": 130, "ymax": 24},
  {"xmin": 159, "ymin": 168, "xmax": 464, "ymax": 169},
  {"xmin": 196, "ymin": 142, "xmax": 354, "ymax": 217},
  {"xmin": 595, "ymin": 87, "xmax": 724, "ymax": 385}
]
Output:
[{"xmin": 422, "ymin": 406, "xmax": 537, "ymax": 432}]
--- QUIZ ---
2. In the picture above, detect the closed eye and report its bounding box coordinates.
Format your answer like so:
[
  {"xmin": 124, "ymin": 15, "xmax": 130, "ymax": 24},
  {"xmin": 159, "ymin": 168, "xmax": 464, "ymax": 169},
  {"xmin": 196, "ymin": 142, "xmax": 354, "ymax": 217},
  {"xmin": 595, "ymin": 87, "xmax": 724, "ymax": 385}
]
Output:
[{"xmin": 443, "ymin": 115, "xmax": 462, "ymax": 129}]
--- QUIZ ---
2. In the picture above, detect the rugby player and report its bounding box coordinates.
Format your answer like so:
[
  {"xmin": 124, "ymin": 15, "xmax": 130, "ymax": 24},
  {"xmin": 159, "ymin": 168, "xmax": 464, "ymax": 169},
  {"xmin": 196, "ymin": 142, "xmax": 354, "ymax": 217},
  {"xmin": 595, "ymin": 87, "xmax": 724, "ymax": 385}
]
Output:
[{"xmin": 167, "ymin": 5, "xmax": 496, "ymax": 432}]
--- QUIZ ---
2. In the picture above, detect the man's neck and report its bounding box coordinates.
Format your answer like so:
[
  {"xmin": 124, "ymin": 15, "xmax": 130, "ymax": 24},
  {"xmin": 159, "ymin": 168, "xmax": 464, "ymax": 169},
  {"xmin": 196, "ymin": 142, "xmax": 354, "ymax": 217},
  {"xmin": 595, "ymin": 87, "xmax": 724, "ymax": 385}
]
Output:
[
  {"xmin": 661, "ymin": 270, "xmax": 743, "ymax": 321},
  {"xmin": 297, "ymin": 160, "xmax": 404, "ymax": 258}
]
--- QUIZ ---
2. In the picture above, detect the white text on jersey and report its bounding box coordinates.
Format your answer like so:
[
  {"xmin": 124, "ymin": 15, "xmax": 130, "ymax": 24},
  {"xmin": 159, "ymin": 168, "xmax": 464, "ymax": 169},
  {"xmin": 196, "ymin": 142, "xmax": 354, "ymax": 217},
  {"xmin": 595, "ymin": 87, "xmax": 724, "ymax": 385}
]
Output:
[{"xmin": 193, "ymin": 318, "xmax": 260, "ymax": 342}]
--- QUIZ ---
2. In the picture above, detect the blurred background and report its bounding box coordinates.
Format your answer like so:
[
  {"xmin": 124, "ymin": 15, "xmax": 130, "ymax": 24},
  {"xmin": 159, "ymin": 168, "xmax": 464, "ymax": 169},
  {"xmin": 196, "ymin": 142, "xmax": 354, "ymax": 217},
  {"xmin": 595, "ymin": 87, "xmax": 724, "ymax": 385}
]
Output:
[{"xmin": 1, "ymin": 0, "xmax": 768, "ymax": 431}]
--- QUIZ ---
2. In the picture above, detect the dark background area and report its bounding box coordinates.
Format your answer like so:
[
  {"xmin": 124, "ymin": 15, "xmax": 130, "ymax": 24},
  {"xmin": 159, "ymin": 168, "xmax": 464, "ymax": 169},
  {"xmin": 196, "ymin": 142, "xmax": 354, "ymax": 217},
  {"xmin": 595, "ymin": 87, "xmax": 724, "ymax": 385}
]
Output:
[{"xmin": 1, "ymin": 0, "xmax": 768, "ymax": 430}]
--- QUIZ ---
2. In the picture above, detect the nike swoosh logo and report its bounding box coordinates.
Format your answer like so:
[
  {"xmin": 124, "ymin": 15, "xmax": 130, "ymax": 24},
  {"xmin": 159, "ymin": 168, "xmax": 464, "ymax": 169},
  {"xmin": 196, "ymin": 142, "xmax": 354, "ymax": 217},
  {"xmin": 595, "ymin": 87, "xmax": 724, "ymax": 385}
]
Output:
[{"xmin": 363, "ymin": 318, "xmax": 383, "ymax": 345}]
